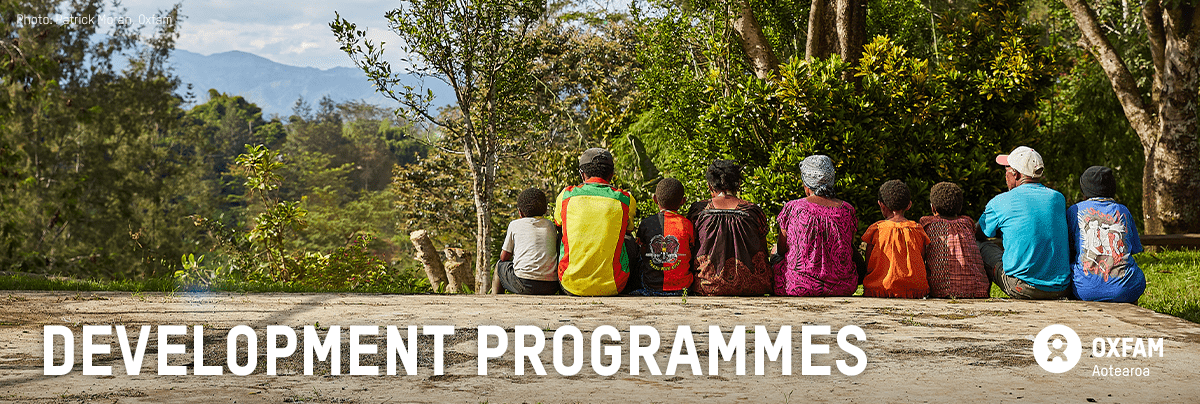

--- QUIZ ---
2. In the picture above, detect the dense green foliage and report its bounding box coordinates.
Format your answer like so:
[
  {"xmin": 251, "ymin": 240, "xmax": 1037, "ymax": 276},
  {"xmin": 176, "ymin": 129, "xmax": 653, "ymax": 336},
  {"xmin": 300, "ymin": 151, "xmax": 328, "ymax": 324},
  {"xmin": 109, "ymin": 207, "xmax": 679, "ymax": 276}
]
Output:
[
  {"xmin": 635, "ymin": 0, "xmax": 1056, "ymax": 228},
  {"xmin": 1029, "ymin": 0, "xmax": 1149, "ymax": 227},
  {"xmin": 176, "ymin": 103, "xmax": 433, "ymax": 291},
  {"xmin": 1, "ymin": 0, "xmax": 431, "ymax": 291},
  {"xmin": 2, "ymin": 1, "xmax": 198, "ymax": 278}
]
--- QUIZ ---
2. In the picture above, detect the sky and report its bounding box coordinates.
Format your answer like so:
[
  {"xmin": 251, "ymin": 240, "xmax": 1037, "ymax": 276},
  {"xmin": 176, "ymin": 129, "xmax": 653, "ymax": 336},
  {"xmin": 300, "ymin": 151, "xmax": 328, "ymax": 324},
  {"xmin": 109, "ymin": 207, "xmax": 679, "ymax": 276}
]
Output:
[
  {"xmin": 112, "ymin": 0, "xmax": 631, "ymax": 70},
  {"xmin": 111, "ymin": 0, "xmax": 412, "ymax": 70}
]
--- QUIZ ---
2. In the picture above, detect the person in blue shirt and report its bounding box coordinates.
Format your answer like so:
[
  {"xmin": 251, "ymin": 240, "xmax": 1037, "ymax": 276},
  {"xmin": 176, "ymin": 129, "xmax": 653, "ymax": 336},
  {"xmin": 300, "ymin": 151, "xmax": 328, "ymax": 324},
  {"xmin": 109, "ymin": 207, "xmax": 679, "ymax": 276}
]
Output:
[
  {"xmin": 975, "ymin": 146, "xmax": 1072, "ymax": 299},
  {"xmin": 1067, "ymin": 166, "xmax": 1145, "ymax": 303}
]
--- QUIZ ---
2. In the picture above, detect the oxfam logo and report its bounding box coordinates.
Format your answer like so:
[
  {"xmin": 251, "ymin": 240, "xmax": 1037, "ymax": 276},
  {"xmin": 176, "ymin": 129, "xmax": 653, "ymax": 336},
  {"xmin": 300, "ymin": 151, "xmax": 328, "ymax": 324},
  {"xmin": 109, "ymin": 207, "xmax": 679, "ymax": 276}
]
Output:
[{"xmin": 1033, "ymin": 324, "xmax": 1082, "ymax": 373}]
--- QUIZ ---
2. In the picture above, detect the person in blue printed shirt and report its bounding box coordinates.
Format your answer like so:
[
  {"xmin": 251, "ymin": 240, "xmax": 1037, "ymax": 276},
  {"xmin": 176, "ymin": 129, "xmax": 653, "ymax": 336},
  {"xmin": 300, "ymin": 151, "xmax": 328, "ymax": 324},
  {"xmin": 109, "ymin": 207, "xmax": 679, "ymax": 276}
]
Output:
[{"xmin": 1067, "ymin": 166, "xmax": 1145, "ymax": 303}]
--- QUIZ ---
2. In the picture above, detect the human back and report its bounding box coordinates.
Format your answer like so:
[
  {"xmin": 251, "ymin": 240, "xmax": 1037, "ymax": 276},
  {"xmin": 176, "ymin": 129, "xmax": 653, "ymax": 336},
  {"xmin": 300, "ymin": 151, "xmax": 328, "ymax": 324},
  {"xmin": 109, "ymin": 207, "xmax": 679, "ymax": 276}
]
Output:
[
  {"xmin": 920, "ymin": 181, "xmax": 990, "ymax": 298},
  {"xmin": 774, "ymin": 155, "xmax": 859, "ymax": 297},
  {"xmin": 687, "ymin": 160, "xmax": 771, "ymax": 296},
  {"xmin": 496, "ymin": 188, "xmax": 561, "ymax": 295},
  {"xmin": 630, "ymin": 178, "xmax": 695, "ymax": 295},
  {"xmin": 1067, "ymin": 166, "xmax": 1145, "ymax": 303},
  {"xmin": 774, "ymin": 198, "xmax": 858, "ymax": 296},
  {"xmin": 861, "ymin": 180, "xmax": 930, "ymax": 298},
  {"xmin": 976, "ymin": 146, "xmax": 1071, "ymax": 299},
  {"xmin": 555, "ymin": 148, "xmax": 636, "ymax": 296},
  {"xmin": 979, "ymin": 183, "xmax": 1070, "ymax": 290}
]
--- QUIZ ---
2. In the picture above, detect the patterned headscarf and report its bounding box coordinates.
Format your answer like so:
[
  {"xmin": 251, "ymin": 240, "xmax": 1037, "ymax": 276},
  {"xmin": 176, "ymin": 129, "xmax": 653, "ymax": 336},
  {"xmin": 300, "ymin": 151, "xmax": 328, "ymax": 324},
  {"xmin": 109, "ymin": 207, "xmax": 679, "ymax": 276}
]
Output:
[{"xmin": 800, "ymin": 155, "xmax": 836, "ymax": 197}]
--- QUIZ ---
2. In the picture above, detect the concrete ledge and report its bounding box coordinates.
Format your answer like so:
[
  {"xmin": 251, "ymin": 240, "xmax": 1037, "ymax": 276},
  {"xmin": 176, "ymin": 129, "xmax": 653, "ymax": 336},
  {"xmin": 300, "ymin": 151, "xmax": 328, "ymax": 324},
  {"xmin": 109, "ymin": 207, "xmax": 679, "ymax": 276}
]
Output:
[{"xmin": 1, "ymin": 292, "xmax": 1197, "ymax": 402}]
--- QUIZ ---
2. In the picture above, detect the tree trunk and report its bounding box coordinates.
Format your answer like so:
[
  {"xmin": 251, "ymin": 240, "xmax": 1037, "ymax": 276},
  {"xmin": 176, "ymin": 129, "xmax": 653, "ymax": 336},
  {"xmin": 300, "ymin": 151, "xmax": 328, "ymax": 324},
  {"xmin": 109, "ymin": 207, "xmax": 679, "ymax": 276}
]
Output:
[
  {"xmin": 409, "ymin": 230, "xmax": 448, "ymax": 291},
  {"xmin": 471, "ymin": 172, "xmax": 493, "ymax": 294},
  {"xmin": 443, "ymin": 248, "xmax": 474, "ymax": 293},
  {"xmin": 1064, "ymin": 0, "xmax": 1200, "ymax": 235},
  {"xmin": 469, "ymin": 146, "xmax": 499, "ymax": 294},
  {"xmin": 836, "ymin": 0, "xmax": 867, "ymax": 79},
  {"xmin": 731, "ymin": 0, "xmax": 780, "ymax": 80},
  {"xmin": 807, "ymin": 0, "xmax": 837, "ymax": 61},
  {"xmin": 1149, "ymin": 8, "xmax": 1200, "ymax": 233}
]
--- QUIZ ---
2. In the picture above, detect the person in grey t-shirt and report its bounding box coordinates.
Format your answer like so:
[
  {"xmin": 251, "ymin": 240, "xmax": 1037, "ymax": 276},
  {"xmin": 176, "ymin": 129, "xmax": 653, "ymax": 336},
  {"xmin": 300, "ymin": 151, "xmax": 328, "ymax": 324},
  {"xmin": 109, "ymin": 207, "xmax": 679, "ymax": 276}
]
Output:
[{"xmin": 497, "ymin": 188, "xmax": 560, "ymax": 294}]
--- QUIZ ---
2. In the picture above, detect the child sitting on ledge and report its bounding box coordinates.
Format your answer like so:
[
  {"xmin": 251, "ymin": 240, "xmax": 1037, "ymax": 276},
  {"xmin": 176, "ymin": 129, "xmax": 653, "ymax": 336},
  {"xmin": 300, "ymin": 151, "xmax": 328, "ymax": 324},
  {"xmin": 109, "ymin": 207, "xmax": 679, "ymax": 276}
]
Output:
[
  {"xmin": 919, "ymin": 182, "xmax": 991, "ymax": 298},
  {"xmin": 862, "ymin": 179, "xmax": 930, "ymax": 298},
  {"xmin": 496, "ymin": 188, "xmax": 560, "ymax": 295},
  {"xmin": 628, "ymin": 178, "xmax": 695, "ymax": 296}
]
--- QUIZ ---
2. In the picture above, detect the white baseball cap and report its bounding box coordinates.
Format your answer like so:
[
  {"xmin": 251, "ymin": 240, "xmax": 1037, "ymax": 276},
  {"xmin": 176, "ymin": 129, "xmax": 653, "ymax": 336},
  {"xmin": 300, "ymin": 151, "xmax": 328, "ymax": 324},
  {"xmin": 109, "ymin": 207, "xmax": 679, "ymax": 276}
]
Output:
[{"xmin": 996, "ymin": 146, "xmax": 1044, "ymax": 178}]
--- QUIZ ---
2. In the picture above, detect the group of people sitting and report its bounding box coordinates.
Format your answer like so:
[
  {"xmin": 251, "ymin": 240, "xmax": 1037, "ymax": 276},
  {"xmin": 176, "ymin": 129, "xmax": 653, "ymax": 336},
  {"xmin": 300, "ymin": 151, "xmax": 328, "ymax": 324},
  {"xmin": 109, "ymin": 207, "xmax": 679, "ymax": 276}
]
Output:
[{"xmin": 495, "ymin": 146, "xmax": 1146, "ymax": 303}]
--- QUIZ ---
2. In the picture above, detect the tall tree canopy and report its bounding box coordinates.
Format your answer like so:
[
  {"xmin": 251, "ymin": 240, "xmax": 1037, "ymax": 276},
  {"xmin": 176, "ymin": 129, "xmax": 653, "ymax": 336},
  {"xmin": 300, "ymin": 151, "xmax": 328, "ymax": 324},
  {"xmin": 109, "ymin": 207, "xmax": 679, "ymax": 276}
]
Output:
[
  {"xmin": 1061, "ymin": 0, "xmax": 1200, "ymax": 234},
  {"xmin": 1, "ymin": 0, "xmax": 198, "ymax": 276},
  {"xmin": 332, "ymin": 0, "xmax": 552, "ymax": 293}
]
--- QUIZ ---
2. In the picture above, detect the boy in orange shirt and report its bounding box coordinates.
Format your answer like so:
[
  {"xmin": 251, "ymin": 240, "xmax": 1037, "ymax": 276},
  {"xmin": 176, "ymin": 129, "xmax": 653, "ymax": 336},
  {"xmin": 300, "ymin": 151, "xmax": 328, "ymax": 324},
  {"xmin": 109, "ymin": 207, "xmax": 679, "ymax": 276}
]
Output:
[{"xmin": 862, "ymin": 179, "xmax": 930, "ymax": 298}]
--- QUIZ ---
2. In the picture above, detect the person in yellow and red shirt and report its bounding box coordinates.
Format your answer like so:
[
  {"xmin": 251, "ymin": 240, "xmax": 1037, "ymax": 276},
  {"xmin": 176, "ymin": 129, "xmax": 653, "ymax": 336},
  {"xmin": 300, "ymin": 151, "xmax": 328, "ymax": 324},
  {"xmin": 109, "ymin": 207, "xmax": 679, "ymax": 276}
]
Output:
[{"xmin": 554, "ymin": 148, "xmax": 636, "ymax": 296}]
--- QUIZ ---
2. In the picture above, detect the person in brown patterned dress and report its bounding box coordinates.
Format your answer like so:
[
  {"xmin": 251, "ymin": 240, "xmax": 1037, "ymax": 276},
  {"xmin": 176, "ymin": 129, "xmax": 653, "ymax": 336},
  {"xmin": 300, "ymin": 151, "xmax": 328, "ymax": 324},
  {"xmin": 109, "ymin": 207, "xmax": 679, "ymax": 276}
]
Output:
[{"xmin": 686, "ymin": 160, "xmax": 772, "ymax": 296}]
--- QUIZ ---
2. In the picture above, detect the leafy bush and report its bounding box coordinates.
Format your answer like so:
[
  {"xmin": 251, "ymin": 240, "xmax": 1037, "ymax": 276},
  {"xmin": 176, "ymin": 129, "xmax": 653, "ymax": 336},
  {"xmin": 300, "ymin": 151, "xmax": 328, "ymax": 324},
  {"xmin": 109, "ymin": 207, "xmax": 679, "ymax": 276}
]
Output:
[
  {"xmin": 179, "ymin": 146, "xmax": 430, "ymax": 293},
  {"xmin": 289, "ymin": 234, "xmax": 398, "ymax": 290},
  {"xmin": 636, "ymin": 0, "xmax": 1057, "ymax": 231}
]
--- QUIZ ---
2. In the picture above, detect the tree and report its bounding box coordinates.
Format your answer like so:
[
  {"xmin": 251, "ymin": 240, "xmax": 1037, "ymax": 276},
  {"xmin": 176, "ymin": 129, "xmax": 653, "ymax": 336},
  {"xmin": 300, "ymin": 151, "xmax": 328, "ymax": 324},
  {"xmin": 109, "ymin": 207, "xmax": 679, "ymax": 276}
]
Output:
[
  {"xmin": 803, "ymin": 0, "xmax": 868, "ymax": 81},
  {"xmin": 835, "ymin": 0, "xmax": 867, "ymax": 70},
  {"xmin": 1061, "ymin": 0, "xmax": 1200, "ymax": 234},
  {"xmin": 1, "ymin": 0, "xmax": 202, "ymax": 277},
  {"xmin": 187, "ymin": 90, "xmax": 287, "ymax": 216},
  {"xmin": 733, "ymin": 0, "xmax": 781, "ymax": 79},
  {"xmin": 642, "ymin": 0, "xmax": 866, "ymax": 82},
  {"xmin": 280, "ymin": 98, "xmax": 429, "ymax": 256},
  {"xmin": 1031, "ymin": 0, "xmax": 1149, "ymax": 227},
  {"xmin": 331, "ymin": 0, "xmax": 550, "ymax": 293},
  {"xmin": 807, "ymin": 0, "xmax": 868, "ymax": 68}
]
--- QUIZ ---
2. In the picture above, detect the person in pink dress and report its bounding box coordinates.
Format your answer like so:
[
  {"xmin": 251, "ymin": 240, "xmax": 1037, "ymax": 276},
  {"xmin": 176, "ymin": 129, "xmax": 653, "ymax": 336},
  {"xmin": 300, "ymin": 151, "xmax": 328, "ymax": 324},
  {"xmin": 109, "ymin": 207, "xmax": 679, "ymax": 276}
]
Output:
[{"xmin": 773, "ymin": 155, "xmax": 860, "ymax": 296}]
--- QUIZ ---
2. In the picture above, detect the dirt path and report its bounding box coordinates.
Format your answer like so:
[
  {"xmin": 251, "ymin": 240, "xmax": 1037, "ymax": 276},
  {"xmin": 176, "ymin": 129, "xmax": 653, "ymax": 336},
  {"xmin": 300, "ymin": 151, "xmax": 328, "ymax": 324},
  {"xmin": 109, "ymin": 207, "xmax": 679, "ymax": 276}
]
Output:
[{"xmin": 1, "ymin": 291, "xmax": 1198, "ymax": 403}]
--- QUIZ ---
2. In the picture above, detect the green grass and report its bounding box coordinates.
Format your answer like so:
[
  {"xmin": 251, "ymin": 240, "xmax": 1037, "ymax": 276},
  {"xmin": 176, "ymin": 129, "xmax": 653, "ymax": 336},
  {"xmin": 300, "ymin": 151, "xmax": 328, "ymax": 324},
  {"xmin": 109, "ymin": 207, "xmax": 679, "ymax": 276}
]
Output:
[
  {"xmin": 988, "ymin": 283, "xmax": 1010, "ymax": 299},
  {"xmin": 0, "ymin": 274, "xmax": 430, "ymax": 294},
  {"xmin": 984, "ymin": 250, "xmax": 1200, "ymax": 324},
  {"xmin": 1136, "ymin": 250, "xmax": 1200, "ymax": 324},
  {"xmin": 0, "ymin": 275, "xmax": 178, "ymax": 293}
]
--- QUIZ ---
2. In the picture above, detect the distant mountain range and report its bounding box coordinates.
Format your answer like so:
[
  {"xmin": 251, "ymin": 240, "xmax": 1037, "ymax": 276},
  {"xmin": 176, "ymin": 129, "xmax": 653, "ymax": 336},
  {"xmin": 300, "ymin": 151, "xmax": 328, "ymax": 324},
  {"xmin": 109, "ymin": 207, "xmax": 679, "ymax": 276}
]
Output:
[{"xmin": 170, "ymin": 49, "xmax": 453, "ymax": 118}]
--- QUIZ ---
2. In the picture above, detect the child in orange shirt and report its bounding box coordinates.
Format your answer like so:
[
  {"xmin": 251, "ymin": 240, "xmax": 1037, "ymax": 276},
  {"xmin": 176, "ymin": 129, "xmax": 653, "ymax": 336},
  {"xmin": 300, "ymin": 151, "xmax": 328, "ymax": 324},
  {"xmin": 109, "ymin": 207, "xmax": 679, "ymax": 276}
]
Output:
[{"xmin": 862, "ymin": 179, "xmax": 930, "ymax": 298}]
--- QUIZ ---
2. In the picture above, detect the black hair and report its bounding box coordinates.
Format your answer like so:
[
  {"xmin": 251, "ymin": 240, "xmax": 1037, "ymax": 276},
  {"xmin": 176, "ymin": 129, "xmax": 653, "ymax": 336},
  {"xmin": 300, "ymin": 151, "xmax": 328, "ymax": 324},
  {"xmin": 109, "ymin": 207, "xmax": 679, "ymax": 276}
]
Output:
[
  {"xmin": 580, "ymin": 161, "xmax": 615, "ymax": 181},
  {"xmin": 929, "ymin": 181, "xmax": 964, "ymax": 217},
  {"xmin": 878, "ymin": 179, "xmax": 911, "ymax": 211},
  {"xmin": 705, "ymin": 160, "xmax": 742, "ymax": 193},
  {"xmin": 655, "ymin": 178, "xmax": 686, "ymax": 211},
  {"xmin": 517, "ymin": 188, "xmax": 547, "ymax": 217}
]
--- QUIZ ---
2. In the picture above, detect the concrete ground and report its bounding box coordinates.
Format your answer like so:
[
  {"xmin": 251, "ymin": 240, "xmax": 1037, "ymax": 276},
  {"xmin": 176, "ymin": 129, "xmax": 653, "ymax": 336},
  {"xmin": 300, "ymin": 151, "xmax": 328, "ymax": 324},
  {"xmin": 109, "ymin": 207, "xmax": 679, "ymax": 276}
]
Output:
[{"xmin": 1, "ymin": 291, "xmax": 1198, "ymax": 403}]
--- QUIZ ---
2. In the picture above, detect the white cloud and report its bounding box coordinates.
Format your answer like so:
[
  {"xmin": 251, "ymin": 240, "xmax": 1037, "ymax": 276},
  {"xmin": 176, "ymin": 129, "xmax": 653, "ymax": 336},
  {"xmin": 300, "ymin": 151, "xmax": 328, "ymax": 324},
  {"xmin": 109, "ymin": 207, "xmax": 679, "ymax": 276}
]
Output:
[
  {"xmin": 110, "ymin": 0, "xmax": 631, "ymax": 70},
  {"xmin": 113, "ymin": 0, "xmax": 408, "ymax": 69}
]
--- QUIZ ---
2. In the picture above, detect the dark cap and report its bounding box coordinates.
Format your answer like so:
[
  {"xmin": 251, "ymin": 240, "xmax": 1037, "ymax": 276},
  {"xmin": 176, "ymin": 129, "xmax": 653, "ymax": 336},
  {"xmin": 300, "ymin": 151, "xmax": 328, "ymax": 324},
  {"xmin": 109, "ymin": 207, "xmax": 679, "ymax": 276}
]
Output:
[
  {"xmin": 1080, "ymin": 165, "xmax": 1116, "ymax": 198},
  {"xmin": 579, "ymin": 148, "xmax": 613, "ymax": 166}
]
